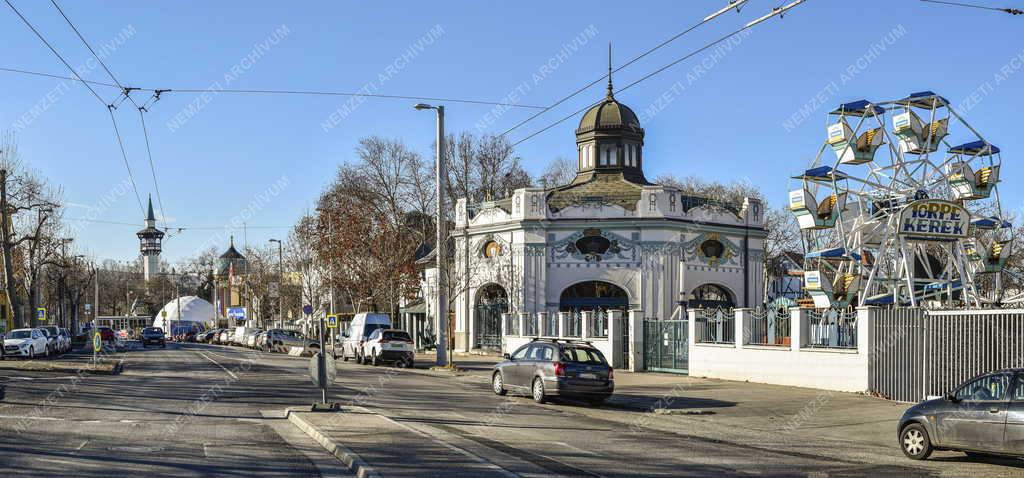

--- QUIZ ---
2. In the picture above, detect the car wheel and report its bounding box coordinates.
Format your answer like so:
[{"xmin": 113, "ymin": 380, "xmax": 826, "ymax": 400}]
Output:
[
  {"xmin": 492, "ymin": 372, "xmax": 507, "ymax": 396},
  {"xmin": 371, "ymin": 351, "xmax": 380, "ymax": 366},
  {"xmin": 28, "ymin": 346, "xmax": 34, "ymax": 359},
  {"xmin": 900, "ymin": 423, "xmax": 933, "ymax": 460},
  {"xmin": 532, "ymin": 377, "xmax": 546, "ymax": 404}
]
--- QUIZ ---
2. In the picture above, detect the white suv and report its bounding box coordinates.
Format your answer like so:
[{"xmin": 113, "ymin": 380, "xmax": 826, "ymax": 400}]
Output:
[{"xmin": 361, "ymin": 329, "xmax": 414, "ymax": 367}]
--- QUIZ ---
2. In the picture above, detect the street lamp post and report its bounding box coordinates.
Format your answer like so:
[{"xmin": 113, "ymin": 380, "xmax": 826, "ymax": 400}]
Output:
[
  {"xmin": 414, "ymin": 103, "xmax": 449, "ymax": 368},
  {"xmin": 269, "ymin": 238, "xmax": 284, "ymax": 329}
]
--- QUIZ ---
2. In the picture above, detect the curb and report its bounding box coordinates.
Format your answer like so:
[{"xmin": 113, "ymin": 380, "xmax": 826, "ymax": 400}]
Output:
[{"xmin": 286, "ymin": 409, "xmax": 380, "ymax": 478}]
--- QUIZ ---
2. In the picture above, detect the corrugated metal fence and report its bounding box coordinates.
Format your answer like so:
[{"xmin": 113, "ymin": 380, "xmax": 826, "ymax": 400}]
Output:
[{"xmin": 870, "ymin": 308, "xmax": 1024, "ymax": 402}]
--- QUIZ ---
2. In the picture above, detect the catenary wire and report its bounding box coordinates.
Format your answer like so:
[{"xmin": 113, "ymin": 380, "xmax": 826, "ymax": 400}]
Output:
[
  {"xmin": 50, "ymin": 0, "xmax": 170, "ymax": 230},
  {"xmin": 4, "ymin": 0, "xmax": 147, "ymax": 217},
  {"xmin": 511, "ymin": 4, "xmax": 804, "ymax": 147}
]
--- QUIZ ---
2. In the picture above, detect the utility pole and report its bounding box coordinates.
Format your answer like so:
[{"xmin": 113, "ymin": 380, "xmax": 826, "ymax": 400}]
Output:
[
  {"xmin": 414, "ymin": 103, "xmax": 449, "ymax": 367},
  {"xmin": 269, "ymin": 239, "xmax": 284, "ymax": 329}
]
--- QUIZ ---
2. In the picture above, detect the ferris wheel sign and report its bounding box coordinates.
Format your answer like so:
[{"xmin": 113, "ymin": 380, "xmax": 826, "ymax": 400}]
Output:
[{"xmin": 898, "ymin": 199, "xmax": 969, "ymax": 241}]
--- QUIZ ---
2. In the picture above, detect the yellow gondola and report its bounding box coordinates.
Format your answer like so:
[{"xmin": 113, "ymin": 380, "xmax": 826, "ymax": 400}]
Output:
[
  {"xmin": 892, "ymin": 110, "xmax": 947, "ymax": 154},
  {"xmin": 789, "ymin": 189, "xmax": 846, "ymax": 230},
  {"xmin": 804, "ymin": 270, "xmax": 860, "ymax": 308},
  {"xmin": 827, "ymin": 118, "xmax": 884, "ymax": 165},
  {"xmin": 948, "ymin": 163, "xmax": 1000, "ymax": 200}
]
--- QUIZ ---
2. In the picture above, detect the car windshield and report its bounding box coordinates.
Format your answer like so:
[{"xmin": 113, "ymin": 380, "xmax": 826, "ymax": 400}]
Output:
[
  {"xmin": 560, "ymin": 347, "xmax": 607, "ymax": 364},
  {"xmin": 42, "ymin": 327, "xmax": 58, "ymax": 334},
  {"xmin": 143, "ymin": 328, "xmax": 162, "ymax": 334},
  {"xmin": 383, "ymin": 331, "xmax": 412, "ymax": 341},
  {"xmin": 9, "ymin": 330, "xmax": 32, "ymax": 339}
]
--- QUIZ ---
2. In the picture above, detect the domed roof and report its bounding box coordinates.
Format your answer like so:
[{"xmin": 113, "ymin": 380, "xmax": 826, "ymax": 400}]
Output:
[
  {"xmin": 576, "ymin": 94, "xmax": 642, "ymax": 135},
  {"xmin": 216, "ymin": 236, "xmax": 248, "ymax": 277},
  {"xmin": 152, "ymin": 296, "xmax": 216, "ymax": 330}
]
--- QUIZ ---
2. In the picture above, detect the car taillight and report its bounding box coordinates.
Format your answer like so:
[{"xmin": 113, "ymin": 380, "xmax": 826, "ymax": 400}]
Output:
[
  {"xmin": 553, "ymin": 362, "xmax": 565, "ymax": 377},
  {"xmin": 608, "ymin": 368, "xmax": 614, "ymax": 380}
]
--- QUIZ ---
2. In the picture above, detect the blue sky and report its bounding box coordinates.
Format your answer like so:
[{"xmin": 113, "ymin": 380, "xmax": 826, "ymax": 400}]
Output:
[{"xmin": 1, "ymin": 0, "xmax": 1022, "ymax": 262}]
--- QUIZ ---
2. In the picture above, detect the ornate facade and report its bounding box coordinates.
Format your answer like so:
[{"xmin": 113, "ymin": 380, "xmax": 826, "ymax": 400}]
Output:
[{"xmin": 442, "ymin": 85, "xmax": 767, "ymax": 352}]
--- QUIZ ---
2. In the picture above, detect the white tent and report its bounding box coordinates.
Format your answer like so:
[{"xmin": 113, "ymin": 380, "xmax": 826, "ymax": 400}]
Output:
[{"xmin": 153, "ymin": 296, "xmax": 216, "ymax": 331}]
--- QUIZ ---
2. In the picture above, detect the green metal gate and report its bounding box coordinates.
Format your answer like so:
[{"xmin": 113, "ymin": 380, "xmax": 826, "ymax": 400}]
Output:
[
  {"xmin": 474, "ymin": 303, "xmax": 504, "ymax": 350},
  {"xmin": 643, "ymin": 319, "xmax": 689, "ymax": 374}
]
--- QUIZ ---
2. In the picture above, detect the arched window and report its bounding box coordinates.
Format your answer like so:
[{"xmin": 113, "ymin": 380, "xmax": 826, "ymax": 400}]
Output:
[
  {"xmin": 559, "ymin": 281, "xmax": 629, "ymax": 312},
  {"xmin": 689, "ymin": 284, "xmax": 735, "ymax": 309}
]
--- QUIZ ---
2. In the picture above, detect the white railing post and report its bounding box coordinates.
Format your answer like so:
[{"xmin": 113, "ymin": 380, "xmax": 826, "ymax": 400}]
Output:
[
  {"xmin": 628, "ymin": 309, "xmax": 644, "ymax": 372},
  {"xmin": 558, "ymin": 312, "xmax": 568, "ymax": 338},
  {"xmin": 792, "ymin": 308, "xmax": 806, "ymax": 351},
  {"xmin": 581, "ymin": 311, "xmax": 593, "ymax": 340},
  {"xmin": 608, "ymin": 309, "xmax": 622, "ymax": 367},
  {"xmin": 518, "ymin": 312, "xmax": 528, "ymax": 337},
  {"xmin": 734, "ymin": 308, "xmax": 747, "ymax": 349},
  {"xmin": 537, "ymin": 312, "xmax": 547, "ymax": 336}
]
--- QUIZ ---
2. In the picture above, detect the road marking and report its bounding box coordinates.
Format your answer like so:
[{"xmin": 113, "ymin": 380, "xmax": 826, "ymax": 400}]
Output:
[
  {"xmin": 76, "ymin": 440, "xmax": 89, "ymax": 450},
  {"xmin": 554, "ymin": 441, "xmax": 599, "ymax": 456},
  {"xmin": 201, "ymin": 349, "xmax": 256, "ymax": 363},
  {"xmin": 196, "ymin": 352, "xmax": 238, "ymax": 379},
  {"xmin": 0, "ymin": 414, "xmax": 62, "ymax": 421}
]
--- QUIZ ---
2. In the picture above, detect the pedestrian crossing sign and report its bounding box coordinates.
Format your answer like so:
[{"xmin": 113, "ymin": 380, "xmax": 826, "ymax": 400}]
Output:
[
  {"xmin": 36, "ymin": 307, "xmax": 46, "ymax": 321},
  {"xmin": 326, "ymin": 314, "xmax": 338, "ymax": 328}
]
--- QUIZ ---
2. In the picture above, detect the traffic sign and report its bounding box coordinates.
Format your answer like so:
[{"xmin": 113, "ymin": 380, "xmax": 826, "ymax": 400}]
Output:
[
  {"xmin": 326, "ymin": 314, "xmax": 338, "ymax": 328},
  {"xmin": 302, "ymin": 304, "xmax": 313, "ymax": 315},
  {"xmin": 36, "ymin": 307, "xmax": 46, "ymax": 321},
  {"xmin": 309, "ymin": 352, "xmax": 336, "ymax": 388},
  {"xmin": 227, "ymin": 307, "xmax": 246, "ymax": 321},
  {"xmin": 93, "ymin": 331, "xmax": 102, "ymax": 353},
  {"xmin": 161, "ymin": 310, "xmax": 168, "ymax": 318}
]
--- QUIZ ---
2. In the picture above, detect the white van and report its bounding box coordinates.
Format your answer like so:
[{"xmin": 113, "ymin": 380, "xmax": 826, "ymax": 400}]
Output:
[
  {"xmin": 339, "ymin": 313, "xmax": 391, "ymax": 363},
  {"xmin": 232, "ymin": 326, "xmax": 256, "ymax": 346}
]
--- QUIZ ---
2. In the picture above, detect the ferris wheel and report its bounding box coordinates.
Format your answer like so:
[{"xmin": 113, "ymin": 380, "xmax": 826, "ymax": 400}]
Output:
[{"xmin": 788, "ymin": 91, "xmax": 1012, "ymax": 308}]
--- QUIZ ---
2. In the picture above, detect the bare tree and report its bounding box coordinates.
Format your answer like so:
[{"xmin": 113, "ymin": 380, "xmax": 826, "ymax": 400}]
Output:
[{"xmin": 537, "ymin": 156, "xmax": 576, "ymax": 188}]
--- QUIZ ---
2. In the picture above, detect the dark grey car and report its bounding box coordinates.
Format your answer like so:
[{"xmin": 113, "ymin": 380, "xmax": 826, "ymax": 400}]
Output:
[
  {"xmin": 492, "ymin": 339, "xmax": 613, "ymax": 405},
  {"xmin": 898, "ymin": 368, "xmax": 1024, "ymax": 460}
]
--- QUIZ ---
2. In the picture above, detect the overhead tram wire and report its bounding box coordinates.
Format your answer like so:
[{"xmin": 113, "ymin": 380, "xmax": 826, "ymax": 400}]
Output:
[
  {"xmin": 0, "ymin": 65, "xmax": 550, "ymax": 110},
  {"xmin": 511, "ymin": 0, "xmax": 807, "ymax": 147},
  {"xmin": 64, "ymin": 217, "xmax": 292, "ymax": 230},
  {"xmin": 4, "ymin": 0, "xmax": 147, "ymax": 217},
  {"xmin": 50, "ymin": 0, "xmax": 170, "ymax": 231},
  {"xmin": 919, "ymin": 0, "xmax": 1023, "ymax": 15},
  {"xmin": 498, "ymin": 0, "xmax": 751, "ymax": 138}
]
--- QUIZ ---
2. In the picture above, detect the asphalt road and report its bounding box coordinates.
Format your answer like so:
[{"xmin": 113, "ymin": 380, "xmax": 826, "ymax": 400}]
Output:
[{"xmin": 1, "ymin": 342, "xmax": 1022, "ymax": 477}]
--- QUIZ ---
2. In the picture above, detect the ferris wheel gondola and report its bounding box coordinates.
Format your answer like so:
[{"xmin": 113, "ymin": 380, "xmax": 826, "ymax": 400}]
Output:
[{"xmin": 788, "ymin": 91, "xmax": 1011, "ymax": 309}]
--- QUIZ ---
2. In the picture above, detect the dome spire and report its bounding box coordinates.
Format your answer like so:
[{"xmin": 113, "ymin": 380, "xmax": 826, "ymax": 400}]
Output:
[{"xmin": 606, "ymin": 42, "xmax": 614, "ymax": 99}]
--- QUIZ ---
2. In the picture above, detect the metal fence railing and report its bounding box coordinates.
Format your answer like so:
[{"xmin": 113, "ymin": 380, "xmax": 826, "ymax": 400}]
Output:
[
  {"xmin": 588, "ymin": 310, "xmax": 609, "ymax": 338},
  {"xmin": 541, "ymin": 313, "xmax": 558, "ymax": 337},
  {"xmin": 694, "ymin": 308, "xmax": 734, "ymax": 344},
  {"xmin": 564, "ymin": 313, "xmax": 582, "ymax": 338},
  {"xmin": 805, "ymin": 309, "xmax": 857, "ymax": 349},
  {"xmin": 745, "ymin": 307, "xmax": 791, "ymax": 346},
  {"xmin": 870, "ymin": 308, "xmax": 1024, "ymax": 402},
  {"xmin": 504, "ymin": 313, "xmax": 520, "ymax": 337},
  {"xmin": 523, "ymin": 314, "xmax": 539, "ymax": 337}
]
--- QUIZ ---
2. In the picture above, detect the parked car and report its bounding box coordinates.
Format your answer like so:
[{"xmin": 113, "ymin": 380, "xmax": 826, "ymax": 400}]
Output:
[
  {"xmin": 492, "ymin": 338, "xmax": 614, "ymax": 405},
  {"xmin": 898, "ymin": 368, "xmax": 1024, "ymax": 460},
  {"xmin": 40, "ymin": 326, "xmax": 70, "ymax": 354},
  {"xmin": 339, "ymin": 313, "xmax": 391, "ymax": 363},
  {"xmin": 3, "ymin": 328, "xmax": 50, "ymax": 359},
  {"xmin": 218, "ymin": 329, "xmax": 234, "ymax": 344},
  {"xmin": 58, "ymin": 328, "xmax": 73, "ymax": 353},
  {"xmin": 96, "ymin": 326, "xmax": 115, "ymax": 343},
  {"xmin": 361, "ymin": 329, "xmax": 414, "ymax": 367},
  {"xmin": 140, "ymin": 327, "xmax": 167, "ymax": 348},
  {"xmin": 244, "ymin": 329, "xmax": 263, "ymax": 348},
  {"xmin": 265, "ymin": 329, "xmax": 319, "ymax": 353}
]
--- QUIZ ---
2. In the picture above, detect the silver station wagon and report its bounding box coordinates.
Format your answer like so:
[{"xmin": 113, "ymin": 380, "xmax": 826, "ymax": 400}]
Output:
[
  {"xmin": 492, "ymin": 338, "xmax": 614, "ymax": 406},
  {"xmin": 898, "ymin": 368, "xmax": 1024, "ymax": 460}
]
